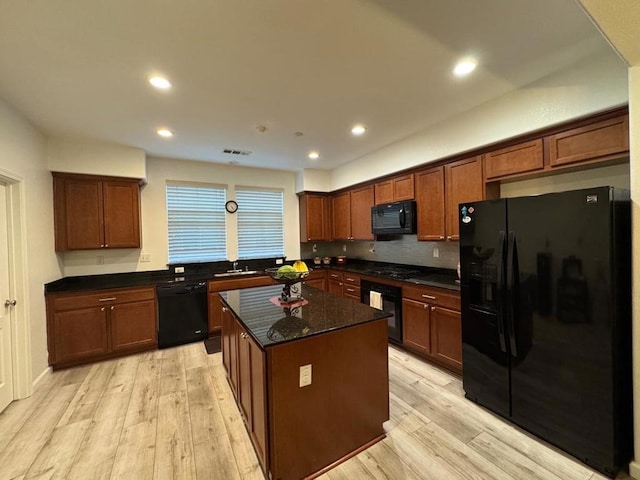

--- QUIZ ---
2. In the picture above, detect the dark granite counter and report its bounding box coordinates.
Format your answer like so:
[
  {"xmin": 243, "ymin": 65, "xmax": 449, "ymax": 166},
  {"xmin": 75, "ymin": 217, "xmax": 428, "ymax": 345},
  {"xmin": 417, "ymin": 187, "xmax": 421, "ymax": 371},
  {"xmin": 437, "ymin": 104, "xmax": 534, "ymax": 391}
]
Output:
[
  {"xmin": 220, "ymin": 284, "xmax": 391, "ymax": 348},
  {"xmin": 45, "ymin": 259, "xmax": 459, "ymax": 294}
]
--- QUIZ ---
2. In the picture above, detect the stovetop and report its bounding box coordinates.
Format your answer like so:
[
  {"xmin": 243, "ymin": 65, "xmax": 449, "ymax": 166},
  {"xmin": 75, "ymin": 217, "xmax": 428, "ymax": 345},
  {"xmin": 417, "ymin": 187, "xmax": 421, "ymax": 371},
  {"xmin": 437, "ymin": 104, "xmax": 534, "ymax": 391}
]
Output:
[{"xmin": 361, "ymin": 267, "xmax": 421, "ymax": 280}]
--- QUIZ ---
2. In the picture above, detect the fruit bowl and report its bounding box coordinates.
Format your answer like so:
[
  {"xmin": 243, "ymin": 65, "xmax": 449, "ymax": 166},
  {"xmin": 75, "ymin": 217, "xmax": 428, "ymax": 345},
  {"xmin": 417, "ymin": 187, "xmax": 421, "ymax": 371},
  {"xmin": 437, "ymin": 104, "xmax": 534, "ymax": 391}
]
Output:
[{"xmin": 264, "ymin": 266, "xmax": 312, "ymax": 303}]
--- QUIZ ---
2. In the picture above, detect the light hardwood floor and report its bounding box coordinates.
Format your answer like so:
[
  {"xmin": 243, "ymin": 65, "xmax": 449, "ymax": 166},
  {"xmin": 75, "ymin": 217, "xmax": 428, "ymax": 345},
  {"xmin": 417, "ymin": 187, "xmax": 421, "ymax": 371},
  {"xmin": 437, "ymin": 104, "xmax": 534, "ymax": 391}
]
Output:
[{"xmin": 0, "ymin": 343, "xmax": 632, "ymax": 480}]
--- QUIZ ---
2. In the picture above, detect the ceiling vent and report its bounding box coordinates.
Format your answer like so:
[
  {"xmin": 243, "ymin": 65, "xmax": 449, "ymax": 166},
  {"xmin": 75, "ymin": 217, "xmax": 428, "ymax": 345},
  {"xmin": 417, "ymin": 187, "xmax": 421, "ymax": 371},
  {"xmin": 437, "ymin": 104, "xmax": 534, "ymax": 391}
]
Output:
[{"xmin": 223, "ymin": 148, "xmax": 252, "ymax": 156}]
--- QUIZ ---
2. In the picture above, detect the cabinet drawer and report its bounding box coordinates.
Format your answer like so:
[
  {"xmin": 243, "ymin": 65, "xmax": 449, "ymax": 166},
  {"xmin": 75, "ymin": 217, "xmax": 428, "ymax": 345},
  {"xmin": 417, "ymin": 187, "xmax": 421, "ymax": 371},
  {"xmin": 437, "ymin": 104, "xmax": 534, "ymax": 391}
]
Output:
[
  {"xmin": 402, "ymin": 285, "xmax": 460, "ymax": 311},
  {"xmin": 343, "ymin": 285, "xmax": 361, "ymax": 298},
  {"xmin": 327, "ymin": 271, "xmax": 343, "ymax": 281},
  {"xmin": 343, "ymin": 274, "xmax": 360, "ymax": 286},
  {"xmin": 51, "ymin": 287, "xmax": 155, "ymax": 311}
]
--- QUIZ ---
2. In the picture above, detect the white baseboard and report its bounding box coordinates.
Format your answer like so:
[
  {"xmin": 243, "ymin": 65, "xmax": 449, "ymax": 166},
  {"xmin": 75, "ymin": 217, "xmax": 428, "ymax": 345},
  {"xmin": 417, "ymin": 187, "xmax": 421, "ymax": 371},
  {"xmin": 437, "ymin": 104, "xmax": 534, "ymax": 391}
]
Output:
[
  {"xmin": 629, "ymin": 460, "xmax": 640, "ymax": 479},
  {"xmin": 32, "ymin": 366, "xmax": 52, "ymax": 391}
]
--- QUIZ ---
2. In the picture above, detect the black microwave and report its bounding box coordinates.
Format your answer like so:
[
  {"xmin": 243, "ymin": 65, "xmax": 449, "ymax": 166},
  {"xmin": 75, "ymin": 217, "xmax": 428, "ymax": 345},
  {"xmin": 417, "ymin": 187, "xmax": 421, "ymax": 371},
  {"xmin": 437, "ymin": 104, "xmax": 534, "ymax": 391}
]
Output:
[{"xmin": 371, "ymin": 200, "xmax": 416, "ymax": 235}]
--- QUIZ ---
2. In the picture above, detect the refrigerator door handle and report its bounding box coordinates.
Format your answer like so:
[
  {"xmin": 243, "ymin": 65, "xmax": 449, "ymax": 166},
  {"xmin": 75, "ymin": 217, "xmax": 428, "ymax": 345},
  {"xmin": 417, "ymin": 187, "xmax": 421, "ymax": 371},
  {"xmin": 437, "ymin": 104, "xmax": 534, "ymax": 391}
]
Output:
[
  {"xmin": 496, "ymin": 230, "xmax": 507, "ymax": 353},
  {"xmin": 506, "ymin": 230, "xmax": 518, "ymax": 357}
]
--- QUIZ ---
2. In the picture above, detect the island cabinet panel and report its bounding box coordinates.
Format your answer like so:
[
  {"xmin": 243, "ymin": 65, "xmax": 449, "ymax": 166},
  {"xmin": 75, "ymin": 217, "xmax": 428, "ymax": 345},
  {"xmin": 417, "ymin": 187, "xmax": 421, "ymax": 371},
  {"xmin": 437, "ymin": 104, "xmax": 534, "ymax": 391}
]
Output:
[
  {"xmin": 53, "ymin": 173, "xmax": 141, "ymax": 251},
  {"xmin": 484, "ymin": 139, "xmax": 544, "ymax": 181},
  {"xmin": 416, "ymin": 166, "xmax": 446, "ymax": 241},
  {"xmin": 46, "ymin": 286, "xmax": 156, "ymax": 369},
  {"xmin": 267, "ymin": 319, "xmax": 388, "ymax": 480},
  {"xmin": 299, "ymin": 193, "xmax": 331, "ymax": 242},
  {"xmin": 444, "ymin": 156, "xmax": 484, "ymax": 241},
  {"xmin": 402, "ymin": 284, "xmax": 461, "ymax": 374},
  {"xmin": 547, "ymin": 114, "xmax": 629, "ymax": 168},
  {"xmin": 222, "ymin": 305, "xmax": 240, "ymax": 399}
]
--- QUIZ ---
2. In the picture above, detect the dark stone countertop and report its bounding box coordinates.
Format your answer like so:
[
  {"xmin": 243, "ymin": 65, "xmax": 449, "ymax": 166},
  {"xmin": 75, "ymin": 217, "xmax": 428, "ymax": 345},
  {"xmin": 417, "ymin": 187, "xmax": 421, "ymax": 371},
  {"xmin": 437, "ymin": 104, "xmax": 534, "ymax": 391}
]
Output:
[
  {"xmin": 220, "ymin": 284, "xmax": 391, "ymax": 348},
  {"xmin": 45, "ymin": 258, "xmax": 459, "ymax": 295}
]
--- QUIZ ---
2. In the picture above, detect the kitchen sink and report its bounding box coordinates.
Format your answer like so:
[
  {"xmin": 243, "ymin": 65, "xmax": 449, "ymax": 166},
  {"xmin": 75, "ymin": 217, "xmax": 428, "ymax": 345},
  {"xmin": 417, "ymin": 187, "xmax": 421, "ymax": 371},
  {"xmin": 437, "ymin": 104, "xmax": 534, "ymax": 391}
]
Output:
[{"xmin": 213, "ymin": 270, "xmax": 260, "ymax": 277}]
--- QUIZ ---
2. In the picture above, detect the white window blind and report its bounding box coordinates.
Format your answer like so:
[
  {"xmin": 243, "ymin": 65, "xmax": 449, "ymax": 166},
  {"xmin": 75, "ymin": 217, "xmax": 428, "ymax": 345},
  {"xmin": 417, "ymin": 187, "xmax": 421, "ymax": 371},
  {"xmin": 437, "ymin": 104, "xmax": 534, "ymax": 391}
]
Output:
[
  {"xmin": 166, "ymin": 183, "xmax": 227, "ymax": 263},
  {"xmin": 236, "ymin": 189, "xmax": 284, "ymax": 259}
]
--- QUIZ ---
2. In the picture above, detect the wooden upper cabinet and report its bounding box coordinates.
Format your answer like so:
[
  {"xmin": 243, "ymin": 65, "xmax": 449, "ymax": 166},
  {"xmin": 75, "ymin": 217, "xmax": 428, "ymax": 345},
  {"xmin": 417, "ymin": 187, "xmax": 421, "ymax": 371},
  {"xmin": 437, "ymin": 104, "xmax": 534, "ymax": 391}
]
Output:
[
  {"xmin": 331, "ymin": 192, "xmax": 351, "ymax": 240},
  {"xmin": 547, "ymin": 114, "xmax": 629, "ymax": 168},
  {"xmin": 299, "ymin": 193, "xmax": 331, "ymax": 242},
  {"xmin": 445, "ymin": 156, "xmax": 484, "ymax": 241},
  {"xmin": 374, "ymin": 174, "xmax": 414, "ymax": 204},
  {"xmin": 350, "ymin": 185, "xmax": 374, "ymax": 240},
  {"xmin": 415, "ymin": 167, "xmax": 445, "ymax": 241},
  {"xmin": 484, "ymin": 139, "xmax": 544, "ymax": 181},
  {"xmin": 53, "ymin": 173, "xmax": 141, "ymax": 251}
]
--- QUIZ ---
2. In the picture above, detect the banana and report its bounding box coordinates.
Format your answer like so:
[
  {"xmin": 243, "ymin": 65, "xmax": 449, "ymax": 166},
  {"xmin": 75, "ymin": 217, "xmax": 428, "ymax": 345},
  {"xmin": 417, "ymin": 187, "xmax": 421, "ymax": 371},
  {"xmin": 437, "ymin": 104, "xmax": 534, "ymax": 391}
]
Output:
[{"xmin": 293, "ymin": 260, "xmax": 309, "ymax": 272}]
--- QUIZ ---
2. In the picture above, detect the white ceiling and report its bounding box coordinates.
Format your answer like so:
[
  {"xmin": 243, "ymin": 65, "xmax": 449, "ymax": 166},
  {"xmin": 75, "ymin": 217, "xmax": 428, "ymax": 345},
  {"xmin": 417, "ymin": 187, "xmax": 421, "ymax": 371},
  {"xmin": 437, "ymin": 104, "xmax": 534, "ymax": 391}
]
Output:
[{"xmin": 0, "ymin": 0, "xmax": 620, "ymax": 172}]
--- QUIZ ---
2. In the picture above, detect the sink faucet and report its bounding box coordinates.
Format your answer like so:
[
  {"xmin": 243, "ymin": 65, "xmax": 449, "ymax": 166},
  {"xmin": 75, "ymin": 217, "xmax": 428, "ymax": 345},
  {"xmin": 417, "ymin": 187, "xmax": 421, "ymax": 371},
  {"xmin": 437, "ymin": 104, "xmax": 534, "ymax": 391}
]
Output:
[{"xmin": 233, "ymin": 261, "xmax": 238, "ymax": 271}]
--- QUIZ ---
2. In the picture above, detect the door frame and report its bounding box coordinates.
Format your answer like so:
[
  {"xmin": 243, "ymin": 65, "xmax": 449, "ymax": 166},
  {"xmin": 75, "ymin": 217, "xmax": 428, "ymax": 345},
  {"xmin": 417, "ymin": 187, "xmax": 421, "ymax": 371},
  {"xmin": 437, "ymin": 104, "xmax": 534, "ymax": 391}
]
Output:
[{"xmin": 0, "ymin": 168, "xmax": 32, "ymax": 399}]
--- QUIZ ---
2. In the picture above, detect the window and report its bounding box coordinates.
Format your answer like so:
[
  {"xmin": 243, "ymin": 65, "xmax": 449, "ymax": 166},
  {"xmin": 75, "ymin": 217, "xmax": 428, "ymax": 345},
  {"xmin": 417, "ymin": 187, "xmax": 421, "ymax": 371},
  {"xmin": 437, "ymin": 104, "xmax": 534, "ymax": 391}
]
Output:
[
  {"xmin": 236, "ymin": 188, "xmax": 284, "ymax": 259},
  {"xmin": 166, "ymin": 183, "xmax": 227, "ymax": 263}
]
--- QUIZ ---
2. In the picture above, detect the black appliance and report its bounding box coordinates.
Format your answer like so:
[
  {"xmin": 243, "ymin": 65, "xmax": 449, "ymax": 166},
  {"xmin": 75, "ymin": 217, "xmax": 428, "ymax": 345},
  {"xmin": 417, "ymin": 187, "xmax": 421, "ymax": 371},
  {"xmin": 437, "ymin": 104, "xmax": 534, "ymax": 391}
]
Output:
[
  {"xmin": 459, "ymin": 186, "xmax": 632, "ymax": 478},
  {"xmin": 157, "ymin": 282, "xmax": 208, "ymax": 349},
  {"xmin": 371, "ymin": 200, "xmax": 416, "ymax": 235},
  {"xmin": 360, "ymin": 279, "xmax": 402, "ymax": 343}
]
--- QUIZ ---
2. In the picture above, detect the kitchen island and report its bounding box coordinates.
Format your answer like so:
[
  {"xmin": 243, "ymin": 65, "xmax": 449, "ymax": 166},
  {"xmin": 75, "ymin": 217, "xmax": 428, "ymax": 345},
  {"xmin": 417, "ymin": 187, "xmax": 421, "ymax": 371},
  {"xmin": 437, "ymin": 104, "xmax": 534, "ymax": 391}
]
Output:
[{"xmin": 219, "ymin": 283, "xmax": 391, "ymax": 480}]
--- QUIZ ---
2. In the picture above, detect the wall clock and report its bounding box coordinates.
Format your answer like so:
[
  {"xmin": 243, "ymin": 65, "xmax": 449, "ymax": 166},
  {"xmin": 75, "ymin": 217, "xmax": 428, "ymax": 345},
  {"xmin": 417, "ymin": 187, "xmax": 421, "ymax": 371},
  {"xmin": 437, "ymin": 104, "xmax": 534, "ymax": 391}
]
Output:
[{"xmin": 225, "ymin": 200, "xmax": 238, "ymax": 213}]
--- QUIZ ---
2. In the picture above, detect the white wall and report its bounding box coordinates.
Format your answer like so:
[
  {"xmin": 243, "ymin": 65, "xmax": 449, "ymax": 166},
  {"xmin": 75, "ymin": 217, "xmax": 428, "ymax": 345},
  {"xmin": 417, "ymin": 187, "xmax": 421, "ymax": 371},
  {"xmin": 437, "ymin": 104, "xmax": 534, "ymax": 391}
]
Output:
[
  {"xmin": 295, "ymin": 168, "xmax": 331, "ymax": 193},
  {"xmin": 61, "ymin": 156, "xmax": 301, "ymax": 276},
  {"xmin": 0, "ymin": 98, "xmax": 61, "ymax": 384},
  {"xmin": 47, "ymin": 137, "xmax": 146, "ymax": 180},
  {"xmin": 329, "ymin": 50, "xmax": 628, "ymax": 190}
]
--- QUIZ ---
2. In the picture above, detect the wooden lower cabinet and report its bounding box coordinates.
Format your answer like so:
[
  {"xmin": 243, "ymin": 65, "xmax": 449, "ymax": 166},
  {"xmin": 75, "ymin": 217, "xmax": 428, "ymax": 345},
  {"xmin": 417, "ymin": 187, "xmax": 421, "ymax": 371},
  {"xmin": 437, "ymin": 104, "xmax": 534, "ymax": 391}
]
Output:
[
  {"xmin": 46, "ymin": 286, "xmax": 157, "ymax": 369},
  {"xmin": 302, "ymin": 269, "xmax": 327, "ymax": 291},
  {"xmin": 402, "ymin": 285, "xmax": 462, "ymax": 374}
]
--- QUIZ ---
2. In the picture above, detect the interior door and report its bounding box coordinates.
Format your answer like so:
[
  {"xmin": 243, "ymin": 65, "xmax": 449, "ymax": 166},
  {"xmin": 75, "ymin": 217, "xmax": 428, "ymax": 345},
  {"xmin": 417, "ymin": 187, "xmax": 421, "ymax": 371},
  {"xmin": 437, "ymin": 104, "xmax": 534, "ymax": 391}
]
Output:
[{"xmin": 0, "ymin": 183, "xmax": 14, "ymax": 412}]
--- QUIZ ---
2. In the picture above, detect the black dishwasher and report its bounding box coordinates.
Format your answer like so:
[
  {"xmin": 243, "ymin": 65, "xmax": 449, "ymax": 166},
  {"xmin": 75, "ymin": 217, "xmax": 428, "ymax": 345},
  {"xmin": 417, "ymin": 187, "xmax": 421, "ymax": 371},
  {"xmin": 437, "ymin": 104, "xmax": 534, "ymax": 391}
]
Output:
[{"xmin": 156, "ymin": 282, "xmax": 208, "ymax": 349}]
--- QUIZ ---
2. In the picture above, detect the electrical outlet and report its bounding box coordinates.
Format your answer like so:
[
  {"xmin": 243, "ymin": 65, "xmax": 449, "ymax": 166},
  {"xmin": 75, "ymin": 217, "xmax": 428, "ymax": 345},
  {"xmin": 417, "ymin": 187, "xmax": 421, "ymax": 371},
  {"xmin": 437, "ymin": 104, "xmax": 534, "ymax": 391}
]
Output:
[
  {"xmin": 175, "ymin": 266, "xmax": 185, "ymax": 273},
  {"xmin": 343, "ymin": 244, "xmax": 347, "ymax": 252},
  {"xmin": 299, "ymin": 364, "xmax": 312, "ymax": 387},
  {"xmin": 276, "ymin": 258, "xmax": 284, "ymax": 265},
  {"xmin": 97, "ymin": 256, "xmax": 104, "ymax": 265},
  {"xmin": 312, "ymin": 244, "xmax": 317, "ymax": 253},
  {"xmin": 140, "ymin": 253, "xmax": 151, "ymax": 262},
  {"xmin": 433, "ymin": 247, "xmax": 439, "ymax": 258}
]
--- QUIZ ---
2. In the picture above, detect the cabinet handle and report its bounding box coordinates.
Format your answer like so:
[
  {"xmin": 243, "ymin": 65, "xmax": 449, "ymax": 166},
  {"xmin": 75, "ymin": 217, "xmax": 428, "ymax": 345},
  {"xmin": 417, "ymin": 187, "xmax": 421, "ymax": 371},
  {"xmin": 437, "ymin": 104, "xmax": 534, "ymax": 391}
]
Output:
[
  {"xmin": 346, "ymin": 288, "xmax": 355, "ymax": 292},
  {"xmin": 222, "ymin": 307, "xmax": 227, "ymax": 312},
  {"xmin": 101, "ymin": 244, "xmax": 105, "ymax": 248},
  {"xmin": 99, "ymin": 297, "xmax": 116, "ymax": 302},
  {"xmin": 446, "ymin": 236, "xmax": 452, "ymax": 240},
  {"xmin": 110, "ymin": 306, "xmax": 114, "ymax": 311},
  {"xmin": 340, "ymin": 282, "xmax": 343, "ymax": 286},
  {"xmin": 105, "ymin": 244, "xmax": 109, "ymax": 247},
  {"xmin": 101, "ymin": 307, "xmax": 105, "ymax": 312},
  {"xmin": 421, "ymin": 294, "xmax": 436, "ymax": 300},
  {"xmin": 241, "ymin": 332, "xmax": 248, "ymax": 339},
  {"xmin": 439, "ymin": 236, "xmax": 445, "ymax": 240},
  {"xmin": 431, "ymin": 306, "xmax": 435, "ymax": 311},
  {"xmin": 346, "ymin": 277, "xmax": 355, "ymax": 282},
  {"xmin": 423, "ymin": 304, "xmax": 427, "ymax": 310}
]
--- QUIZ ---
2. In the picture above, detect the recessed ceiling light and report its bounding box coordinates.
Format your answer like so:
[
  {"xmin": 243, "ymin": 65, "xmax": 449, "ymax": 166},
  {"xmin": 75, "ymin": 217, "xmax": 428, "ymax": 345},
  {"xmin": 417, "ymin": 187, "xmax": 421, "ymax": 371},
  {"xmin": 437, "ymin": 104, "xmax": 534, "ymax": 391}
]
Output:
[
  {"xmin": 308, "ymin": 151, "xmax": 320, "ymax": 160},
  {"xmin": 149, "ymin": 75, "xmax": 172, "ymax": 89},
  {"xmin": 157, "ymin": 128, "xmax": 173, "ymax": 138},
  {"xmin": 351, "ymin": 125, "xmax": 366, "ymax": 136},
  {"xmin": 453, "ymin": 57, "xmax": 477, "ymax": 77}
]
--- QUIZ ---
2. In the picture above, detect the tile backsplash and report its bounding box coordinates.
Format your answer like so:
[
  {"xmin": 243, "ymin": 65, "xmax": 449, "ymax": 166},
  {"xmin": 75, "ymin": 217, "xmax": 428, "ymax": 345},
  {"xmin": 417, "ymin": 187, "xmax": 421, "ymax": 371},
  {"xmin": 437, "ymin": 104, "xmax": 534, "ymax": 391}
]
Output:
[{"xmin": 300, "ymin": 235, "xmax": 459, "ymax": 270}]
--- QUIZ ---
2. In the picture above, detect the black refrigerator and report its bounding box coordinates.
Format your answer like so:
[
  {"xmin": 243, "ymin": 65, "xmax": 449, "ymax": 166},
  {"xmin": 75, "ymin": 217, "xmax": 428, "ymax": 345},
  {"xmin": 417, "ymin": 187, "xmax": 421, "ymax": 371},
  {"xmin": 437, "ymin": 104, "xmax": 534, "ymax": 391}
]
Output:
[{"xmin": 459, "ymin": 186, "xmax": 632, "ymax": 478}]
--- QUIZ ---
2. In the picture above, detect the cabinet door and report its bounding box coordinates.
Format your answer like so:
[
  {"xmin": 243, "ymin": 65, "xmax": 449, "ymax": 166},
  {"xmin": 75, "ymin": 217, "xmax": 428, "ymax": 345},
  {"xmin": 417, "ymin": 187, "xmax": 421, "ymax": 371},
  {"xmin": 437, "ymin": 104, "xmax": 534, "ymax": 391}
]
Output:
[
  {"xmin": 64, "ymin": 178, "xmax": 105, "ymax": 250},
  {"xmin": 248, "ymin": 335, "xmax": 267, "ymax": 470},
  {"xmin": 238, "ymin": 325, "xmax": 252, "ymax": 423},
  {"xmin": 208, "ymin": 293, "xmax": 223, "ymax": 334},
  {"xmin": 53, "ymin": 307, "xmax": 109, "ymax": 363},
  {"xmin": 548, "ymin": 115, "xmax": 629, "ymax": 168},
  {"xmin": 430, "ymin": 306, "xmax": 462, "ymax": 371},
  {"xmin": 303, "ymin": 278, "xmax": 326, "ymax": 290},
  {"xmin": 402, "ymin": 298, "xmax": 430, "ymax": 355},
  {"xmin": 350, "ymin": 185, "xmax": 374, "ymax": 240},
  {"xmin": 300, "ymin": 194, "xmax": 329, "ymax": 242},
  {"xmin": 393, "ymin": 174, "xmax": 414, "ymax": 201},
  {"xmin": 445, "ymin": 156, "xmax": 483, "ymax": 241},
  {"xmin": 331, "ymin": 192, "xmax": 351, "ymax": 240},
  {"xmin": 328, "ymin": 279, "xmax": 343, "ymax": 296},
  {"xmin": 484, "ymin": 139, "xmax": 544, "ymax": 180},
  {"xmin": 110, "ymin": 300, "xmax": 157, "ymax": 351},
  {"xmin": 103, "ymin": 180, "xmax": 141, "ymax": 248},
  {"xmin": 374, "ymin": 180, "xmax": 394, "ymax": 205},
  {"xmin": 416, "ymin": 167, "xmax": 445, "ymax": 241}
]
